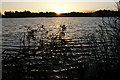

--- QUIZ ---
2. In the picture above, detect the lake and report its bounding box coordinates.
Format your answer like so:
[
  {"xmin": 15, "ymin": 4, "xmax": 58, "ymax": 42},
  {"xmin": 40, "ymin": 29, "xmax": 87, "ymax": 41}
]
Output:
[
  {"xmin": 2, "ymin": 17, "xmax": 102, "ymax": 50},
  {"xmin": 2, "ymin": 17, "xmax": 104, "ymax": 79}
]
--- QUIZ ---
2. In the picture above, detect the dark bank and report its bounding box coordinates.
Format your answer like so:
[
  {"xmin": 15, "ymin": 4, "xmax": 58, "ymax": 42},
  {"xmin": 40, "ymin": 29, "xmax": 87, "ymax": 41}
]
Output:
[{"xmin": 2, "ymin": 10, "xmax": 120, "ymax": 18}]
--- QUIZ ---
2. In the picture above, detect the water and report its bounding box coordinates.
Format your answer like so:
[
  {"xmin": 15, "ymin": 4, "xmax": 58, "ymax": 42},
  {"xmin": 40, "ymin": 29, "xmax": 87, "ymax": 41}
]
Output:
[
  {"xmin": 2, "ymin": 17, "xmax": 101, "ymax": 50},
  {"xmin": 2, "ymin": 17, "xmax": 103, "ymax": 79}
]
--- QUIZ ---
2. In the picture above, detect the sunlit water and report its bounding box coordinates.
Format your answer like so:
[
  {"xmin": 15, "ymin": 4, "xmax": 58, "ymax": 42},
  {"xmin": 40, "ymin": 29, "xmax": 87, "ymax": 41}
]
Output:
[
  {"xmin": 2, "ymin": 17, "xmax": 102, "ymax": 49},
  {"xmin": 2, "ymin": 17, "xmax": 103, "ymax": 79}
]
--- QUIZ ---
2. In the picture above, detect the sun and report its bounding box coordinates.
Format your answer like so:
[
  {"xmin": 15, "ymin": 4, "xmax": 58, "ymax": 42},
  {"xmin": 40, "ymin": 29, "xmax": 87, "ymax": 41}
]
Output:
[
  {"xmin": 52, "ymin": 3, "xmax": 68, "ymax": 14},
  {"xmin": 54, "ymin": 8, "xmax": 67, "ymax": 14},
  {"xmin": 54, "ymin": 9, "xmax": 64, "ymax": 13},
  {"xmin": 54, "ymin": 10, "xmax": 61, "ymax": 15}
]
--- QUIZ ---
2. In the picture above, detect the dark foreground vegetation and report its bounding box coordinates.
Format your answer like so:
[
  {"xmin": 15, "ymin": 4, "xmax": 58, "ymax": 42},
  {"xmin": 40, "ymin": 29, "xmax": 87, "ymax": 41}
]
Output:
[
  {"xmin": 2, "ymin": 9, "xmax": 120, "ymax": 18},
  {"xmin": 2, "ymin": 1, "xmax": 120, "ymax": 80},
  {"xmin": 2, "ymin": 22, "xmax": 120, "ymax": 80}
]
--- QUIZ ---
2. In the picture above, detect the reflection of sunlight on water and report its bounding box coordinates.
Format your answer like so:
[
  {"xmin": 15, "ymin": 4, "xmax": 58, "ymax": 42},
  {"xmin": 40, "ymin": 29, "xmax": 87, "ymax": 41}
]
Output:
[{"xmin": 2, "ymin": 17, "xmax": 102, "ymax": 79}]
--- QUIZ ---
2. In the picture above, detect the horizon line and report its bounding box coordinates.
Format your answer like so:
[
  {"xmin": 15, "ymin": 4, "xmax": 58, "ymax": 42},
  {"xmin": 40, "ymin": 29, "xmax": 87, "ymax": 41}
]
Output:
[{"xmin": 2, "ymin": 9, "xmax": 117, "ymax": 14}]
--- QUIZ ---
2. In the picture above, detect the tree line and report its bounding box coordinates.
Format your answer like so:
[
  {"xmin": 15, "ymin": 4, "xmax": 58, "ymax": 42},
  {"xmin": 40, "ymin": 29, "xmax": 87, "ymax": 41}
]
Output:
[{"xmin": 2, "ymin": 10, "xmax": 120, "ymax": 18}]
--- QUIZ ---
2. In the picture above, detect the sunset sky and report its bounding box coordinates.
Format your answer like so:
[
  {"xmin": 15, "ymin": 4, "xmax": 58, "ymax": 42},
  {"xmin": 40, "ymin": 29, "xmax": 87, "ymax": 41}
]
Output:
[{"xmin": 2, "ymin": 0, "xmax": 117, "ymax": 14}]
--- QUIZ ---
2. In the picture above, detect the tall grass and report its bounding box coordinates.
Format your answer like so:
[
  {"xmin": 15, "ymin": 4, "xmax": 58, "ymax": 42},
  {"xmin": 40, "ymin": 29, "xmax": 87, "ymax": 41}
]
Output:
[
  {"xmin": 2, "ymin": 25, "xmax": 77, "ymax": 80},
  {"xmin": 84, "ymin": 1, "xmax": 120, "ymax": 79}
]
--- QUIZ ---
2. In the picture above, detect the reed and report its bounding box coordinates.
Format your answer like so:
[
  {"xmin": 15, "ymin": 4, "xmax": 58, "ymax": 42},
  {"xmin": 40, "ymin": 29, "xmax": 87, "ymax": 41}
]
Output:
[{"xmin": 83, "ymin": 1, "xmax": 120, "ymax": 79}]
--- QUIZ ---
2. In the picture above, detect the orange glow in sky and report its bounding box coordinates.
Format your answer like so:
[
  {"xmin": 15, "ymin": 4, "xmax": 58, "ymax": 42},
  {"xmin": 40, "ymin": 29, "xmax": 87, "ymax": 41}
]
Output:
[{"xmin": 2, "ymin": 2, "xmax": 116, "ymax": 14}]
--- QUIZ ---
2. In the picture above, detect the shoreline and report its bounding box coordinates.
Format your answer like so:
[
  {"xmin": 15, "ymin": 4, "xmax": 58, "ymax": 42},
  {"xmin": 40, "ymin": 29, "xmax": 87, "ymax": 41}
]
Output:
[{"xmin": 2, "ymin": 16, "xmax": 120, "ymax": 18}]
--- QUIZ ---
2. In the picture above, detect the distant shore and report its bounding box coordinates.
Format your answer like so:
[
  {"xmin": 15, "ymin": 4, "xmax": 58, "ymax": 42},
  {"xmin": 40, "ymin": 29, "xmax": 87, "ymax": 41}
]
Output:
[{"xmin": 2, "ymin": 10, "xmax": 120, "ymax": 18}]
